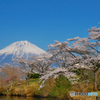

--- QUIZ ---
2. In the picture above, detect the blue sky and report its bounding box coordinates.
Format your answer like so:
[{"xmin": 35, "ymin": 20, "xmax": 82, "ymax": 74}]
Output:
[{"xmin": 0, "ymin": 0, "xmax": 100, "ymax": 51}]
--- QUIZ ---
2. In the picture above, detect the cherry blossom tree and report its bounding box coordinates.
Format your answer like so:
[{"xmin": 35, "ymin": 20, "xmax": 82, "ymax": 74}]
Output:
[
  {"xmin": 67, "ymin": 26, "xmax": 100, "ymax": 90},
  {"xmin": 13, "ymin": 53, "xmax": 53, "ymax": 85},
  {"xmin": 47, "ymin": 41, "xmax": 74, "ymax": 68},
  {"xmin": 66, "ymin": 35, "xmax": 100, "ymax": 90},
  {"xmin": 30, "ymin": 53, "xmax": 53, "ymax": 74},
  {"xmin": 86, "ymin": 26, "xmax": 100, "ymax": 90},
  {"xmin": 39, "ymin": 24, "xmax": 100, "ymax": 90},
  {"xmin": 0, "ymin": 64, "xmax": 24, "ymax": 93},
  {"xmin": 13, "ymin": 57, "xmax": 34, "ymax": 85}
]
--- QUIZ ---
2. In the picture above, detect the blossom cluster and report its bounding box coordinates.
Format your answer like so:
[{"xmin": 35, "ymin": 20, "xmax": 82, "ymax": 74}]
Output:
[
  {"xmin": 4, "ymin": 75, "xmax": 19, "ymax": 82},
  {"xmin": 38, "ymin": 67, "xmax": 79, "ymax": 90}
]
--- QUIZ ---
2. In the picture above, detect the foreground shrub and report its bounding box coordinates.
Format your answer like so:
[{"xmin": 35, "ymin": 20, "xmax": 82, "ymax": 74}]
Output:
[
  {"xmin": 49, "ymin": 75, "xmax": 72, "ymax": 99},
  {"xmin": 35, "ymin": 77, "xmax": 55, "ymax": 97},
  {"xmin": 27, "ymin": 72, "xmax": 41, "ymax": 78}
]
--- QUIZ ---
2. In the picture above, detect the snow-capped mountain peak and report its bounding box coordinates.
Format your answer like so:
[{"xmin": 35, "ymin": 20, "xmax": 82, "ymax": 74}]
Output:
[{"xmin": 0, "ymin": 41, "xmax": 46, "ymax": 65}]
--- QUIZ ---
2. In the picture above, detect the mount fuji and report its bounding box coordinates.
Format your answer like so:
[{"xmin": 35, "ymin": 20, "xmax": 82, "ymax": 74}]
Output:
[{"xmin": 0, "ymin": 40, "xmax": 46, "ymax": 65}]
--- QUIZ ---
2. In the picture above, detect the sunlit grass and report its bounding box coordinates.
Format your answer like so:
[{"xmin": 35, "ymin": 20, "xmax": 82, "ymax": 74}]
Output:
[{"xmin": 8, "ymin": 78, "xmax": 40, "ymax": 96}]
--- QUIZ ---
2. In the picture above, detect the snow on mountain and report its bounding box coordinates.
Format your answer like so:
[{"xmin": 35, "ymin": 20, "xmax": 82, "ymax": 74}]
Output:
[{"xmin": 0, "ymin": 40, "xmax": 46, "ymax": 65}]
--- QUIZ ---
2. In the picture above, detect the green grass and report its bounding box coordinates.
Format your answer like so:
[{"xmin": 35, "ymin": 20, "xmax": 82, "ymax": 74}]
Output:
[{"xmin": 29, "ymin": 78, "xmax": 39, "ymax": 83}]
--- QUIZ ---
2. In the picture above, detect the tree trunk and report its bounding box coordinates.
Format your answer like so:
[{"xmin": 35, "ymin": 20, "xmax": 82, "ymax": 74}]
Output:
[
  {"xmin": 94, "ymin": 71, "xmax": 98, "ymax": 91},
  {"xmin": 26, "ymin": 76, "xmax": 29, "ymax": 86}
]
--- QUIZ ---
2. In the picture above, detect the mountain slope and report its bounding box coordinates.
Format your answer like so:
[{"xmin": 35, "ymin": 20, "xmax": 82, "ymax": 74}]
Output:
[{"xmin": 0, "ymin": 40, "xmax": 46, "ymax": 65}]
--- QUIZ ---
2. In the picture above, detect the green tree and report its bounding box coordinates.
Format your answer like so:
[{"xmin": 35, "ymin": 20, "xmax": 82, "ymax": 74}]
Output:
[{"xmin": 49, "ymin": 75, "xmax": 72, "ymax": 99}]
